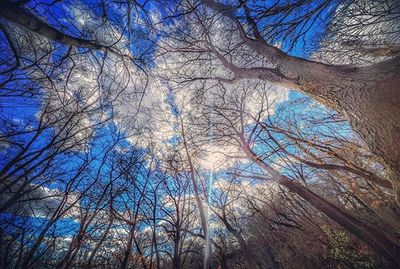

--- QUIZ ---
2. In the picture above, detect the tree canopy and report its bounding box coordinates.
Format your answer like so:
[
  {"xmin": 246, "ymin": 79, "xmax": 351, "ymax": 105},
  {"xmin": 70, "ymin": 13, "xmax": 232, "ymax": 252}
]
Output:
[{"xmin": 0, "ymin": 0, "xmax": 399, "ymax": 268}]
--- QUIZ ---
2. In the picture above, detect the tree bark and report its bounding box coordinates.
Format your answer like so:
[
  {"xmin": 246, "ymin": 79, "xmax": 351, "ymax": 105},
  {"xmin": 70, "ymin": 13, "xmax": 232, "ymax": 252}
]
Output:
[
  {"xmin": 179, "ymin": 115, "xmax": 211, "ymax": 269},
  {"xmin": 0, "ymin": 0, "xmax": 107, "ymax": 51},
  {"xmin": 286, "ymin": 56, "xmax": 400, "ymax": 202},
  {"xmin": 202, "ymin": 0, "xmax": 400, "ymax": 201}
]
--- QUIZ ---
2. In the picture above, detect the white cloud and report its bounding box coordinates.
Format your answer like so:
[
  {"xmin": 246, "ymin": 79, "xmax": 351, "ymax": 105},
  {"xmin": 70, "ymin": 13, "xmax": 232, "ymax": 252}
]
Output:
[{"xmin": 0, "ymin": 182, "xmax": 80, "ymax": 219}]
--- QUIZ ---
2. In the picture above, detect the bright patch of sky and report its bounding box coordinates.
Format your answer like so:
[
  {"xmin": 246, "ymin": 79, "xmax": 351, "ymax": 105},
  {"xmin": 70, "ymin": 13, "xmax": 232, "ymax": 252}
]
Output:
[{"xmin": 1, "ymin": 0, "xmax": 380, "ymax": 249}]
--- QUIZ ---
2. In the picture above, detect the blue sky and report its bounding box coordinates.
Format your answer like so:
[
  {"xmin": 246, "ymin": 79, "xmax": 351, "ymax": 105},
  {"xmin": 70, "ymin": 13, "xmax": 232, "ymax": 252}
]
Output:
[{"xmin": 0, "ymin": 0, "xmax": 353, "ymax": 258}]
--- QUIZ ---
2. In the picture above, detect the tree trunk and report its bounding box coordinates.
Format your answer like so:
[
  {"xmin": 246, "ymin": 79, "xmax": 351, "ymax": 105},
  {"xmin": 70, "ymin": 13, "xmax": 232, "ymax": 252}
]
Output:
[
  {"xmin": 121, "ymin": 226, "xmax": 135, "ymax": 269},
  {"xmin": 242, "ymin": 144, "xmax": 400, "ymax": 268},
  {"xmin": 348, "ymin": 59, "xmax": 400, "ymax": 201},
  {"xmin": 86, "ymin": 214, "xmax": 114, "ymax": 268},
  {"xmin": 202, "ymin": 0, "xmax": 400, "ymax": 200},
  {"xmin": 280, "ymin": 179, "xmax": 400, "ymax": 268},
  {"xmin": 0, "ymin": 0, "xmax": 106, "ymax": 51},
  {"xmin": 173, "ymin": 233, "xmax": 181, "ymax": 269},
  {"xmin": 179, "ymin": 115, "xmax": 211, "ymax": 269},
  {"xmin": 287, "ymin": 55, "xmax": 400, "ymax": 202}
]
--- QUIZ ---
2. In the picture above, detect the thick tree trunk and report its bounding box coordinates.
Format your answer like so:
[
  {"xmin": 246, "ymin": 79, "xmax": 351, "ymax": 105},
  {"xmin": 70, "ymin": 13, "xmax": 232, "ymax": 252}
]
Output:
[
  {"xmin": 0, "ymin": 0, "xmax": 106, "ymax": 51},
  {"xmin": 287, "ymin": 55, "xmax": 400, "ymax": 202},
  {"xmin": 203, "ymin": 0, "xmax": 400, "ymax": 200},
  {"xmin": 347, "ymin": 59, "xmax": 400, "ymax": 200}
]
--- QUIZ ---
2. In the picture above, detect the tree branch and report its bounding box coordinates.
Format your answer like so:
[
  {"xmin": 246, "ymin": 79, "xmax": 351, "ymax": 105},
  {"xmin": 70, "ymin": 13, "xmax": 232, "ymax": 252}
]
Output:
[{"xmin": 0, "ymin": 0, "xmax": 108, "ymax": 51}]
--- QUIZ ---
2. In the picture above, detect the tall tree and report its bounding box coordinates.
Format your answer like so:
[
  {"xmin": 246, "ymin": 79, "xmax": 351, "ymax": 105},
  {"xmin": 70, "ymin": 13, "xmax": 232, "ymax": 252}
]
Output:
[{"xmin": 158, "ymin": 0, "xmax": 400, "ymax": 201}]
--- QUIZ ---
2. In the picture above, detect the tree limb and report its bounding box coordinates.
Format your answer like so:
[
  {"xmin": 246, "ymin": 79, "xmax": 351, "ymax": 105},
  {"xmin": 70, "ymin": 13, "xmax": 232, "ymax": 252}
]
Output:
[{"xmin": 0, "ymin": 0, "xmax": 108, "ymax": 51}]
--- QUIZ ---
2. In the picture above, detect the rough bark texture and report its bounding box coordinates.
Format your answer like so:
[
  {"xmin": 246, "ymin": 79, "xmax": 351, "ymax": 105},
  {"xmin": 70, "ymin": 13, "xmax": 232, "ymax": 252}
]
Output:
[
  {"xmin": 203, "ymin": 0, "xmax": 400, "ymax": 201},
  {"xmin": 285, "ymin": 56, "xmax": 400, "ymax": 202}
]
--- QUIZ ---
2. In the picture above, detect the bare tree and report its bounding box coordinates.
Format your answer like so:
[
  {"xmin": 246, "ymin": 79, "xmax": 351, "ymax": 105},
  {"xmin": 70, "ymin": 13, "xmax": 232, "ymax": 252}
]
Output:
[
  {"xmin": 190, "ymin": 83, "xmax": 400, "ymax": 267},
  {"xmin": 1, "ymin": 1, "xmax": 399, "ymax": 268},
  {"xmin": 157, "ymin": 0, "xmax": 400, "ymax": 201}
]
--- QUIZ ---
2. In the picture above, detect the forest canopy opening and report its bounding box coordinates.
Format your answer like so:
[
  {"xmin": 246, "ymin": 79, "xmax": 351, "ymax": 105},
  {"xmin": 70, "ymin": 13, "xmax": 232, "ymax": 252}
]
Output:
[{"xmin": 0, "ymin": 0, "xmax": 399, "ymax": 268}]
